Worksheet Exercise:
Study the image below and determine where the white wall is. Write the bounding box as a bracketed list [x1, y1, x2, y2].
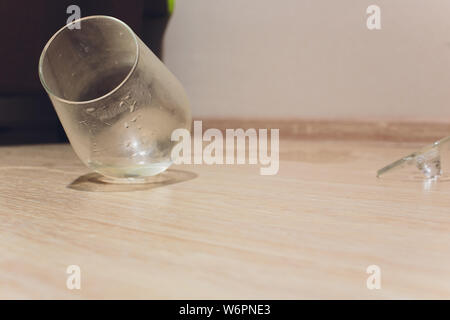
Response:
[164, 0, 450, 120]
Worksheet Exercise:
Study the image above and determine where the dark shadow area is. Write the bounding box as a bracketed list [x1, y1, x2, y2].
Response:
[68, 169, 197, 192]
[0, 93, 65, 145]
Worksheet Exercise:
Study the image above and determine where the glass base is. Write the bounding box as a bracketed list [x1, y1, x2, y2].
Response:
[97, 174, 167, 184]
[89, 161, 172, 184]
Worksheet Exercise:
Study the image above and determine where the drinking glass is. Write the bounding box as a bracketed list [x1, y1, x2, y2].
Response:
[39, 16, 191, 183]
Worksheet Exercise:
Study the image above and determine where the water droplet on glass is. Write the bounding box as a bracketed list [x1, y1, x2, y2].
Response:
[129, 101, 136, 113]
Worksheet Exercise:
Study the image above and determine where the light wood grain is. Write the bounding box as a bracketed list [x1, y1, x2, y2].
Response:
[0, 137, 449, 299]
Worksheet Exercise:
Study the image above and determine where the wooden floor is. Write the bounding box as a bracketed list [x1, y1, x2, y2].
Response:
[0, 137, 449, 299]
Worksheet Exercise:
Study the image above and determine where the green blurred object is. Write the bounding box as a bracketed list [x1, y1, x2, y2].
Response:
[167, 0, 174, 14]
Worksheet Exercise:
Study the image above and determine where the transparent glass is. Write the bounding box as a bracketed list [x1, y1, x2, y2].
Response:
[377, 136, 450, 180]
[39, 16, 191, 183]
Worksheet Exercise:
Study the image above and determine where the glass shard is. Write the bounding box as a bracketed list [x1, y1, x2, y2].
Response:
[377, 136, 450, 180]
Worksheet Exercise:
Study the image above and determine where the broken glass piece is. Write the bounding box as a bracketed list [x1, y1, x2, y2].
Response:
[377, 136, 450, 179]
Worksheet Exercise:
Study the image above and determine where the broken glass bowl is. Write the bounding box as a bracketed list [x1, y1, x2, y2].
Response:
[38, 16, 191, 183]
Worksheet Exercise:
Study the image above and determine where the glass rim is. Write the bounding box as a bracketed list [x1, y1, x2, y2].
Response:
[38, 15, 140, 105]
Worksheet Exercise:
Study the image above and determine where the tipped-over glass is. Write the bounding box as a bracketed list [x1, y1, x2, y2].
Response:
[39, 16, 191, 183]
[377, 136, 450, 180]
